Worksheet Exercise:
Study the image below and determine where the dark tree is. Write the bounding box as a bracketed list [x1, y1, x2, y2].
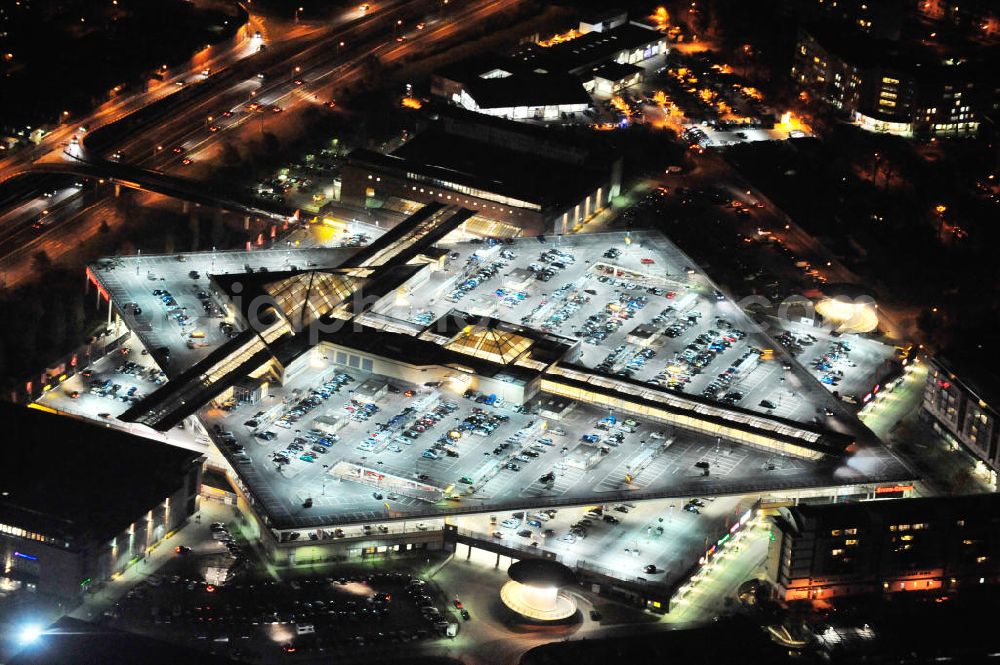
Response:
[32, 251, 52, 273]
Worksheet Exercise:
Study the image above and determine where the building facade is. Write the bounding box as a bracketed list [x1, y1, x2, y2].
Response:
[923, 356, 1000, 478]
[768, 493, 1000, 602]
[340, 109, 622, 235]
[791, 24, 998, 137]
[0, 405, 203, 600]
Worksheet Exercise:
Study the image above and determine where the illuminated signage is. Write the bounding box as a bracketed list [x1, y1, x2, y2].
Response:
[876, 484, 914, 494]
[13, 551, 38, 561]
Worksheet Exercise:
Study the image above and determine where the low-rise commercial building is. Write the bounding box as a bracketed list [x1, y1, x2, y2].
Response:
[430, 17, 664, 123]
[585, 62, 644, 96]
[341, 107, 622, 235]
[431, 55, 591, 121]
[768, 493, 1000, 602]
[518, 23, 667, 77]
[0, 404, 202, 600]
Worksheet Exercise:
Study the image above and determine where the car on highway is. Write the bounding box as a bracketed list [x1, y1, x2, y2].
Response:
[208, 125, 219, 133]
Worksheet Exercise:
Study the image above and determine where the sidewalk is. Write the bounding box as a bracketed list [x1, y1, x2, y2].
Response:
[67, 500, 235, 622]
[665, 522, 770, 624]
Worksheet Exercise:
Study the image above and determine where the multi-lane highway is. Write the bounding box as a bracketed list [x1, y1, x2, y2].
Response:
[0, 0, 523, 288]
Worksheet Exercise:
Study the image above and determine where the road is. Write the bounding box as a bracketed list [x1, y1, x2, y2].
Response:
[0, 0, 522, 289]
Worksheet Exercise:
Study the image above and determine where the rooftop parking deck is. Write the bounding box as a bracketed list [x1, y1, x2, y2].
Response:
[200, 356, 910, 530]
[88, 246, 366, 377]
[375, 231, 874, 430]
[80, 224, 912, 530]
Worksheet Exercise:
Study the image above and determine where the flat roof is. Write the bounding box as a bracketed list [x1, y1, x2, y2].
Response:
[319, 323, 541, 384]
[435, 53, 535, 84]
[782, 493, 1000, 534]
[801, 22, 1000, 79]
[521, 24, 664, 73]
[0, 404, 200, 546]
[430, 104, 616, 165]
[373, 128, 611, 211]
[508, 559, 576, 586]
[90, 227, 913, 530]
[543, 365, 853, 458]
[464, 72, 591, 109]
[589, 61, 644, 82]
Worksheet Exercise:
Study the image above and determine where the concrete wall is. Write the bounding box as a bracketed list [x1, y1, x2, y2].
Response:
[0, 464, 199, 600]
[1, 539, 84, 599]
[340, 163, 548, 235]
[314, 341, 530, 405]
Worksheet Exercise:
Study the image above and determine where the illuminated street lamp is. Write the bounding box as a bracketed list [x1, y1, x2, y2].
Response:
[18, 623, 44, 645]
[295, 6, 304, 22]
